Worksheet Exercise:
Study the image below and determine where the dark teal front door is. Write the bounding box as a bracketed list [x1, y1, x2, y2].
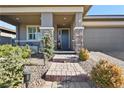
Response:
[61, 30, 69, 50]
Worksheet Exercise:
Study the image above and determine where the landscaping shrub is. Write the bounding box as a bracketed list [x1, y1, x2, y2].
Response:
[42, 34, 54, 60]
[0, 44, 31, 59]
[0, 45, 14, 57]
[0, 45, 31, 88]
[22, 44, 31, 59]
[91, 59, 124, 88]
[79, 48, 90, 61]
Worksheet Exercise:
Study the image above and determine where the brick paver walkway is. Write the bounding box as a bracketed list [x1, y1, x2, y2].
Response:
[43, 62, 90, 88]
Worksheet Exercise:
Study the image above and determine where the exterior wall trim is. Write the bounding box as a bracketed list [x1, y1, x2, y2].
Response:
[0, 7, 84, 13]
[84, 21, 124, 27]
[39, 27, 54, 30]
[74, 27, 84, 30]
[15, 40, 40, 42]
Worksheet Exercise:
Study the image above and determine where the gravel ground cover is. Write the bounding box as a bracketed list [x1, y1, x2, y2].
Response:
[79, 51, 124, 75]
[19, 52, 124, 88]
[18, 54, 51, 88]
[79, 51, 124, 88]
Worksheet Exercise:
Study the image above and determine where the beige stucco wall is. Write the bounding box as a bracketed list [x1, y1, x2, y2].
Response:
[84, 27, 124, 51]
[19, 24, 27, 40]
[41, 12, 53, 27]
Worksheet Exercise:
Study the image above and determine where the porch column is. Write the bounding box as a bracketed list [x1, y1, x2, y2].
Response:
[74, 12, 84, 53]
[40, 12, 54, 51]
[16, 24, 20, 45]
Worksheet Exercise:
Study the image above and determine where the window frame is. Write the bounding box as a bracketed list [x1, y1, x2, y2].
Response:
[26, 25, 41, 41]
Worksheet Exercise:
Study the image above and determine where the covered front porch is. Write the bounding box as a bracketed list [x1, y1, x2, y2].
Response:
[0, 6, 87, 53]
[54, 12, 84, 52]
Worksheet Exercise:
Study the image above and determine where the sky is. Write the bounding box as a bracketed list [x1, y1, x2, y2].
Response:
[88, 5, 124, 15]
[0, 21, 16, 30]
[1, 5, 124, 30]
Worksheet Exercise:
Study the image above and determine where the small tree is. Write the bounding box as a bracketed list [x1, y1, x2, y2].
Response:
[42, 34, 54, 61]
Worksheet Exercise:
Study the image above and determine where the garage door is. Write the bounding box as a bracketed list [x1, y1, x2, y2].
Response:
[84, 27, 124, 51]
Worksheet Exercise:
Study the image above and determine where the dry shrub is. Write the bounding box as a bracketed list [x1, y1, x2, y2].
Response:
[79, 48, 90, 61]
[91, 59, 124, 88]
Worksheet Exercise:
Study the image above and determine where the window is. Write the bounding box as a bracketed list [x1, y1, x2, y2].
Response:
[27, 26, 41, 40]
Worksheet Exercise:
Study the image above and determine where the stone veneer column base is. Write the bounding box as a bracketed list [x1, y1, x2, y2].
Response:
[73, 27, 84, 53]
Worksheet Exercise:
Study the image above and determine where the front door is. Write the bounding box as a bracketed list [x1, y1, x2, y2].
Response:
[61, 29, 69, 50]
[58, 28, 70, 50]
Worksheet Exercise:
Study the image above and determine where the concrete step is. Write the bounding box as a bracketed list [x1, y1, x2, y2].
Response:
[45, 71, 89, 82]
[54, 51, 76, 54]
[53, 54, 79, 62]
[45, 62, 89, 82]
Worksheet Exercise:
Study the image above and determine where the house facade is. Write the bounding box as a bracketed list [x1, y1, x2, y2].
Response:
[0, 5, 90, 53]
[0, 26, 16, 44]
[1, 5, 124, 53]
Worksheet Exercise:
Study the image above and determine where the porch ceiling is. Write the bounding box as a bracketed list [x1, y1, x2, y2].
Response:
[1, 12, 75, 26]
[54, 13, 74, 27]
[2, 15, 41, 25]
[0, 13, 41, 25]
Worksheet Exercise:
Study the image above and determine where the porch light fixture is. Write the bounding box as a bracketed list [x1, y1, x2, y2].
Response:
[64, 17, 67, 20]
[23, 70, 31, 88]
[16, 17, 20, 20]
[63, 23, 66, 26]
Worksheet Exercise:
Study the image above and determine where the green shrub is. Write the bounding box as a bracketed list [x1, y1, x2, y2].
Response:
[0, 44, 31, 59]
[0, 45, 13, 57]
[21, 44, 31, 59]
[79, 48, 90, 61]
[91, 59, 124, 88]
[0, 55, 24, 88]
[42, 34, 54, 60]
[0, 45, 31, 88]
